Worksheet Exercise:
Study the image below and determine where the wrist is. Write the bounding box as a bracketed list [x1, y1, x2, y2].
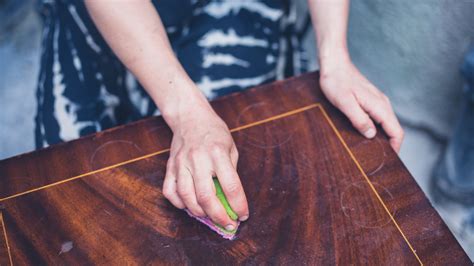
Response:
[142, 66, 216, 132]
[318, 41, 351, 74]
[160, 90, 216, 133]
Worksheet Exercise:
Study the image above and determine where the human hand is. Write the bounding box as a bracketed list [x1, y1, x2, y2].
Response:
[162, 106, 249, 231]
[319, 55, 404, 152]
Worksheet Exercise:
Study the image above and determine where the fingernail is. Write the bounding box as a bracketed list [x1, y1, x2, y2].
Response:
[225, 224, 235, 231]
[364, 128, 376, 138]
[239, 215, 249, 221]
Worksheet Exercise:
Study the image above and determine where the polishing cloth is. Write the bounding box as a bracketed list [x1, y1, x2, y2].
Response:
[185, 178, 240, 240]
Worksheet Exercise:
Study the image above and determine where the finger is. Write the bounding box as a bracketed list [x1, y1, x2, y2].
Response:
[212, 148, 249, 221]
[176, 166, 206, 217]
[191, 159, 237, 230]
[162, 160, 185, 209]
[361, 94, 404, 152]
[230, 144, 239, 169]
[335, 94, 377, 139]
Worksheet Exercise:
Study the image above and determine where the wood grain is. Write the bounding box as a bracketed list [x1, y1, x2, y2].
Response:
[0, 72, 469, 265]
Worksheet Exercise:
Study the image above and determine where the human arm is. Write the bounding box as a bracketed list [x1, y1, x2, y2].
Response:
[84, 0, 249, 230]
[307, 0, 404, 152]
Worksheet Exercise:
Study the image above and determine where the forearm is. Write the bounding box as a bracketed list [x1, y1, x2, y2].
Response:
[85, 1, 212, 131]
[307, 0, 351, 69]
[308, 0, 404, 151]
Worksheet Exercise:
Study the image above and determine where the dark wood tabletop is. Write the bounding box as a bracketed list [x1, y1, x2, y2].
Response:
[0, 72, 469, 265]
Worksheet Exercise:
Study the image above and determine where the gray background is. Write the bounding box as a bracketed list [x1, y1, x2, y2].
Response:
[1, 0, 473, 260]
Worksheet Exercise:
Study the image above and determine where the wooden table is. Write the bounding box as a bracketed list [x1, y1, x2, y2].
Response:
[0, 72, 469, 265]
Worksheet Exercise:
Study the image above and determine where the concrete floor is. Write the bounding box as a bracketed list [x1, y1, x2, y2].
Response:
[0, 0, 473, 260]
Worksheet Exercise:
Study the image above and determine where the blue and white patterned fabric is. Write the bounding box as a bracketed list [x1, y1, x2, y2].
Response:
[35, 0, 310, 148]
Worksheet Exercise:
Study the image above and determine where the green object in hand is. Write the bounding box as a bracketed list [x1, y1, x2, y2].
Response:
[213, 178, 238, 221]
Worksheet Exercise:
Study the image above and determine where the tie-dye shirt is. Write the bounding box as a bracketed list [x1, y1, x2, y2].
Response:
[35, 0, 310, 147]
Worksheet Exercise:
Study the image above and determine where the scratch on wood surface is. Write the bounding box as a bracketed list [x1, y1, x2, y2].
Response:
[235, 102, 298, 149]
[340, 181, 396, 229]
[367, 138, 387, 176]
[90, 140, 143, 166]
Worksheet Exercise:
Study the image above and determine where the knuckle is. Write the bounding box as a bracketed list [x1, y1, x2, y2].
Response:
[204, 203, 227, 222]
[190, 206, 205, 217]
[399, 128, 405, 139]
[174, 153, 186, 165]
[357, 95, 370, 109]
[335, 96, 351, 108]
[380, 94, 391, 105]
[196, 191, 212, 206]
[212, 212, 229, 226]
[210, 144, 225, 156]
[162, 186, 172, 199]
[177, 186, 192, 199]
[225, 181, 242, 197]
[231, 148, 239, 163]
[188, 146, 203, 158]
[373, 103, 387, 117]
[232, 147, 239, 157]
[352, 116, 370, 129]
[361, 120, 373, 129]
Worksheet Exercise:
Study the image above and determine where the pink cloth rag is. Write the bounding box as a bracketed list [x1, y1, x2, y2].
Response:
[185, 209, 240, 240]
